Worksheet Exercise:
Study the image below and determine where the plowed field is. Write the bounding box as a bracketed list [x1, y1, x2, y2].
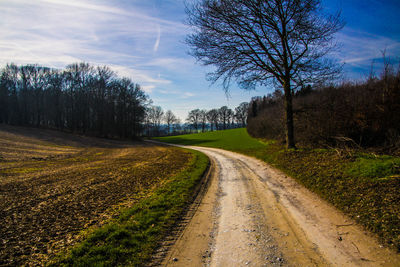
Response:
[0, 125, 191, 266]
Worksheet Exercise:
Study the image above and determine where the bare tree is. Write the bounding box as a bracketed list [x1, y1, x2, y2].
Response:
[235, 102, 249, 127]
[147, 105, 164, 135]
[207, 109, 219, 131]
[186, 0, 343, 148]
[164, 110, 177, 134]
[172, 117, 182, 133]
[199, 109, 208, 132]
[227, 108, 234, 128]
[218, 106, 233, 130]
[186, 109, 202, 131]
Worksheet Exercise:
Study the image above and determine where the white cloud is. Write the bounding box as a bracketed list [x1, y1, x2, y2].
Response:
[0, 0, 265, 120]
[181, 92, 195, 99]
[336, 28, 400, 67]
[0, 0, 188, 68]
[0, 0, 185, 94]
[141, 85, 155, 93]
[145, 57, 196, 72]
[158, 89, 179, 94]
[107, 64, 172, 84]
[37, 0, 129, 16]
[153, 25, 161, 53]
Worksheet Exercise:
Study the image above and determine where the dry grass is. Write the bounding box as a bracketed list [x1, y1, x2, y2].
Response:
[0, 125, 192, 266]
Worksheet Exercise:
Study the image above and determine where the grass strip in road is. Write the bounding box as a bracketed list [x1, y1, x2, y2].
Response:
[49, 149, 209, 266]
[155, 128, 400, 251]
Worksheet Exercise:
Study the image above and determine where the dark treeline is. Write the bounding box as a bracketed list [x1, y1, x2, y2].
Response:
[0, 63, 148, 138]
[248, 65, 400, 151]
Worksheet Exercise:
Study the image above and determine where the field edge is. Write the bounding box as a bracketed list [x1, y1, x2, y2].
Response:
[47, 148, 210, 266]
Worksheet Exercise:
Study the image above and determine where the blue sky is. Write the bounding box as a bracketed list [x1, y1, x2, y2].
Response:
[0, 0, 399, 120]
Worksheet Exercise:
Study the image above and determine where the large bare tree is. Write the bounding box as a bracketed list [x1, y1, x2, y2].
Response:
[186, 0, 343, 148]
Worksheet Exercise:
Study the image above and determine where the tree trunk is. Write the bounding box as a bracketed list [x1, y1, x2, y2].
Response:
[283, 80, 296, 149]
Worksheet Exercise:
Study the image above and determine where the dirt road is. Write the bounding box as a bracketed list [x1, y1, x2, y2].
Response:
[163, 146, 400, 267]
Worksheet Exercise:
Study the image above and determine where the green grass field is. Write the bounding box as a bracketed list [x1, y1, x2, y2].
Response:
[155, 128, 267, 152]
[155, 128, 400, 251]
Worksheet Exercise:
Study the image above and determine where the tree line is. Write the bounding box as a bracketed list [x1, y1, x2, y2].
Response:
[142, 102, 249, 136]
[0, 63, 149, 138]
[0, 62, 249, 138]
[247, 63, 400, 151]
[143, 106, 180, 137]
[185, 103, 249, 132]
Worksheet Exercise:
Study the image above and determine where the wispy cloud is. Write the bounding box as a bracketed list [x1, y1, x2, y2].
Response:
[108, 65, 172, 85]
[145, 57, 196, 72]
[181, 92, 195, 99]
[336, 28, 400, 67]
[141, 85, 156, 93]
[0, 0, 188, 94]
[38, 0, 129, 15]
[153, 25, 161, 53]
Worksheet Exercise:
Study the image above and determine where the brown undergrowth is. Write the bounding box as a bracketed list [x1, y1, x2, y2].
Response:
[0, 125, 192, 266]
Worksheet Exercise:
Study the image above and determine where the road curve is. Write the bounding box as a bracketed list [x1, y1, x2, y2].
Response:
[162, 146, 400, 267]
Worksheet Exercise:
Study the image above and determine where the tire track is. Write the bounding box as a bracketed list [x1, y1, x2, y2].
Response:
[163, 146, 400, 267]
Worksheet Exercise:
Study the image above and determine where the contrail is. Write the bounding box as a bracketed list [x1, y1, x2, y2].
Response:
[153, 25, 161, 53]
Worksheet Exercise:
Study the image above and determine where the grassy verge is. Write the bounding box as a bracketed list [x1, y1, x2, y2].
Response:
[155, 128, 400, 251]
[49, 149, 209, 266]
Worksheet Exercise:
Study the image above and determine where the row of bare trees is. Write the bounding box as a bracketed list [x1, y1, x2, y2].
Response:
[0, 62, 248, 138]
[0, 63, 149, 138]
[143, 106, 181, 136]
[247, 64, 400, 150]
[186, 102, 249, 132]
[141, 102, 249, 136]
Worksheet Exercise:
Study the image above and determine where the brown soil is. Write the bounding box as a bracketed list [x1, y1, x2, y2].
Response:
[0, 125, 191, 266]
